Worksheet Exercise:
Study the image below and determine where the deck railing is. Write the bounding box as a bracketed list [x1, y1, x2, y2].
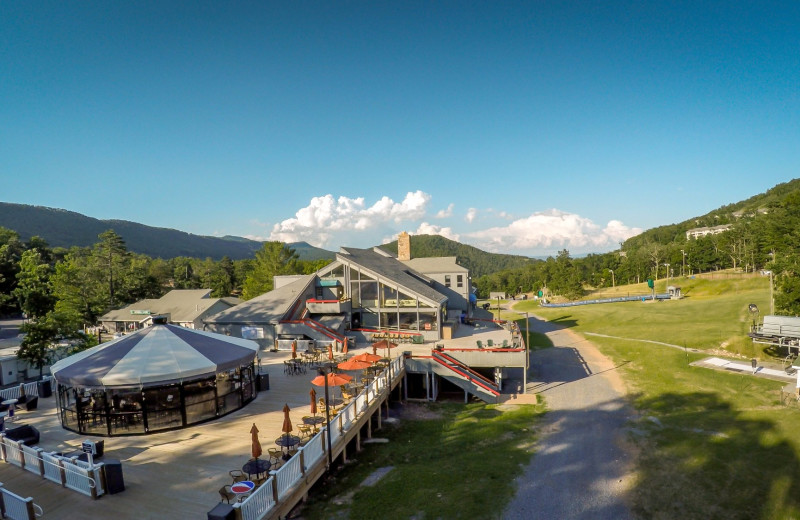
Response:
[0, 381, 41, 402]
[0, 483, 42, 519]
[233, 356, 404, 520]
[0, 436, 104, 499]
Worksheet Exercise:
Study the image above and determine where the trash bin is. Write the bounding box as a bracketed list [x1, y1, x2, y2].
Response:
[207, 502, 235, 520]
[256, 373, 269, 391]
[38, 379, 52, 398]
[103, 459, 125, 494]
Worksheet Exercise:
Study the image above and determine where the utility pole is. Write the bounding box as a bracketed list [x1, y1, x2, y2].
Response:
[681, 249, 686, 277]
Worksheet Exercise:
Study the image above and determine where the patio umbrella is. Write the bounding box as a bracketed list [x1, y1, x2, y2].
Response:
[372, 339, 398, 358]
[310, 372, 352, 387]
[352, 352, 382, 364]
[372, 344, 378, 356]
[337, 359, 371, 371]
[327, 344, 334, 361]
[310, 388, 317, 416]
[282, 404, 293, 438]
[250, 423, 262, 460]
[291, 340, 297, 359]
[342, 337, 348, 354]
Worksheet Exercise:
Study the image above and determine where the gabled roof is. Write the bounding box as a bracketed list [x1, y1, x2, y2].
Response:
[203, 275, 315, 325]
[337, 247, 448, 305]
[99, 290, 241, 324]
[402, 256, 468, 275]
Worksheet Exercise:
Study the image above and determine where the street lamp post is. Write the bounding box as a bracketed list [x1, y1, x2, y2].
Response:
[609, 269, 615, 288]
[681, 249, 686, 277]
[664, 263, 670, 284]
[496, 296, 501, 320]
[524, 312, 529, 350]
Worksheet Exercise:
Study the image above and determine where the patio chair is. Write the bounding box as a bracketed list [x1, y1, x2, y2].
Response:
[501, 339, 509, 348]
[487, 339, 494, 347]
[253, 476, 267, 488]
[218, 484, 236, 504]
[229, 470, 245, 484]
[476, 340, 484, 349]
[268, 448, 282, 465]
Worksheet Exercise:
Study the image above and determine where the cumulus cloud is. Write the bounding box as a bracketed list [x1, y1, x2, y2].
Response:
[465, 207, 478, 223]
[465, 209, 642, 253]
[269, 191, 431, 246]
[435, 203, 455, 219]
[413, 222, 460, 241]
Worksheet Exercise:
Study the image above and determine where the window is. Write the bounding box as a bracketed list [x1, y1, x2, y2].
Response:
[445, 275, 451, 287]
[241, 326, 264, 339]
[457, 275, 463, 288]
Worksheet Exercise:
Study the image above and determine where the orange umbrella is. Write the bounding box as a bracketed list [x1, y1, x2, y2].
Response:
[327, 344, 334, 360]
[282, 404, 293, 435]
[250, 423, 262, 460]
[337, 359, 371, 371]
[310, 388, 317, 415]
[291, 340, 297, 359]
[372, 339, 398, 358]
[311, 372, 352, 387]
[372, 345, 378, 356]
[352, 352, 381, 363]
[342, 337, 349, 354]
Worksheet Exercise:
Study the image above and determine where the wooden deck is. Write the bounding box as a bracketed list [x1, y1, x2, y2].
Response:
[0, 323, 516, 519]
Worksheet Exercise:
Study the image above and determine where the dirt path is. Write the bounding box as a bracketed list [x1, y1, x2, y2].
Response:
[503, 313, 636, 520]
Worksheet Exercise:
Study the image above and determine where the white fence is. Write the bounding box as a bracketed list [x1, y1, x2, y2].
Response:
[0, 435, 105, 499]
[232, 356, 404, 520]
[0, 381, 41, 403]
[0, 483, 42, 520]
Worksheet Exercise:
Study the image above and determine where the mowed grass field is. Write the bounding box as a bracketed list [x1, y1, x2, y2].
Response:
[516, 274, 800, 519]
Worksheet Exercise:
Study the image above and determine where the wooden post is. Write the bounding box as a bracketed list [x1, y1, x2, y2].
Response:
[271, 470, 279, 503]
[299, 450, 306, 477]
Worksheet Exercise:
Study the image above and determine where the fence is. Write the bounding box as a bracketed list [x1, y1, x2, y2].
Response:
[0, 483, 42, 520]
[0, 381, 42, 402]
[0, 435, 104, 499]
[232, 356, 404, 520]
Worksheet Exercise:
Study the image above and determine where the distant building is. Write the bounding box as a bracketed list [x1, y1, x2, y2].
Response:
[99, 289, 241, 332]
[685, 225, 731, 240]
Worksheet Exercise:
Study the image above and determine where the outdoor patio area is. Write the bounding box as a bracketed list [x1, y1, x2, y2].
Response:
[0, 317, 518, 519]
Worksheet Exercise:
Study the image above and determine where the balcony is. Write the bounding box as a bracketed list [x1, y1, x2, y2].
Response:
[306, 298, 351, 314]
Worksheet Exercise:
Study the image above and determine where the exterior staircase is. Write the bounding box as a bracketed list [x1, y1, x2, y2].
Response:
[429, 350, 500, 403]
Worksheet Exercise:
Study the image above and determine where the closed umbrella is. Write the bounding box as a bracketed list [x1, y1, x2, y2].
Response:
[327, 344, 334, 361]
[282, 404, 293, 436]
[342, 337, 349, 354]
[250, 423, 262, 460]
[291, 340, 297, 359]
[310, 388, 317, 416]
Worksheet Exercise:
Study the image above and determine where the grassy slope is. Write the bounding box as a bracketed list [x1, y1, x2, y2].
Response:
[516, 275, 800, 520]
[301, 402, 545, 520]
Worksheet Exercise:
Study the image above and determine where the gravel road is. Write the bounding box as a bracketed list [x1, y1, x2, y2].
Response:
[503, 315, 636, 520]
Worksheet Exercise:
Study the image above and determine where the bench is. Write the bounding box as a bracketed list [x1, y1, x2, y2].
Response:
[4, 424, 40, 446]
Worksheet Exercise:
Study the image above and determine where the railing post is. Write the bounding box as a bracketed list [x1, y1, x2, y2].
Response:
[34, 447, 44, 476]
[299, 449, 306, 476]
[0, 483, 5, 519]
[270, 471, 279, 504]
[25, 497, 35, 519]
[59, 459, 66, 487]
[0, 434, 6, 462]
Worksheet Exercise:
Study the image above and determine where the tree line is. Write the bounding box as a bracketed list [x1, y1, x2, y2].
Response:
[474, 185, 800, 315]
[0, 227, 327, 376]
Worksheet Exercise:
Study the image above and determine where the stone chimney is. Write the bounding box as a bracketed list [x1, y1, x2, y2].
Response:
[397, 231, 411, 261]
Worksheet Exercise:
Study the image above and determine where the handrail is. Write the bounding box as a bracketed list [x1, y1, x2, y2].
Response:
[302, 318, 345, 341]
[433, 351, 497, 388]
[417, 355, 500, 396]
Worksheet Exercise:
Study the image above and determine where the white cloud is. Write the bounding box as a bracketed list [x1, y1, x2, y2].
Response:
[413, 222, 460, 241]
[435, 204, 454, 218]
[465, 207, 478, 223]
[269, 191, 431, 246]
[465, 209, 642, 253]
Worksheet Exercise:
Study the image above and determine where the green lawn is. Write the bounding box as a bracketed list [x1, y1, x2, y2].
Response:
[300, 401, 545, 520]
[515, 275, 800, 519]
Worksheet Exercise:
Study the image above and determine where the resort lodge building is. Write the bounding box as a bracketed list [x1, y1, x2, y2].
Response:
[204, 237, 473, 351]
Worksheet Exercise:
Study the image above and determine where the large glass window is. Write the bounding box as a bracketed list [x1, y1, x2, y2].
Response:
[380, 312, 399, 329]
[457, 275, 463, 288]
[399, 311, 419, 330]
[144, 385, 183, 432]
[184, 379, 217, 425]
[381, 283, 398, 307]
[419, 312, 438, 331]
[350, 281, 361, 307]
[397, 290, 417, 308]
[241, 326, 264, 340]
[360, 279, 378, 307]
[361, 309, 379, 328]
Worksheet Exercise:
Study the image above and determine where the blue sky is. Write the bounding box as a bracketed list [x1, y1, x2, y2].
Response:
[2, 1, 799, 257]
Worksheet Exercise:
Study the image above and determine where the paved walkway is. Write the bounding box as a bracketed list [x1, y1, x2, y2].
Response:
[692, 356, 797, 383]
[504, 313, 635, 520]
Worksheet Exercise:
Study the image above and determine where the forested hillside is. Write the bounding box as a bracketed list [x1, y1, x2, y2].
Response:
[379, 234, 535, 278]
[0, 202, 334, 261]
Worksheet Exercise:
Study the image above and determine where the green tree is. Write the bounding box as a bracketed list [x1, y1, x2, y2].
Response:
[18, 311, 93, 378]
[51, 248, 107, 324]
[93, 230, 129, 307]
[242, 242, 300, 300]
[0, 227, 24, 314]
[13, 249, 55, 319]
